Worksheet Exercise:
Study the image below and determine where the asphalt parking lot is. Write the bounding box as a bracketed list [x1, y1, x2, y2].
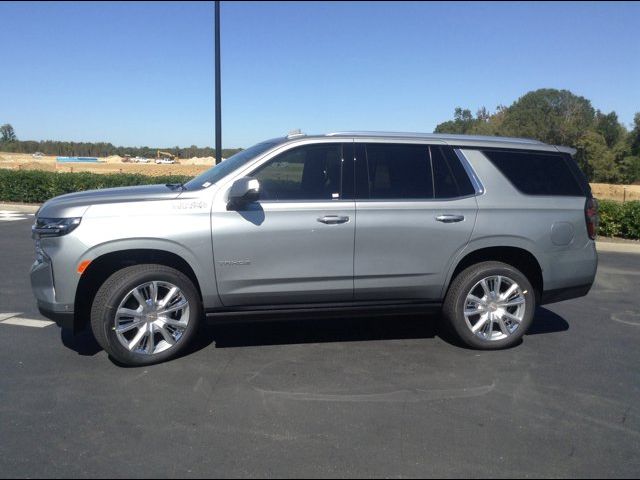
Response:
[0, 215, 639, 478]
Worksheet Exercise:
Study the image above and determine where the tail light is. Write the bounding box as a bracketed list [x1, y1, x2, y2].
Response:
[585, 197, 599, 240]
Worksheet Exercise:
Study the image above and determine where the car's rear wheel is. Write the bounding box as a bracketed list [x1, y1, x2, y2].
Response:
[90, 264, 202, 366]
[442, 261, 535, 349]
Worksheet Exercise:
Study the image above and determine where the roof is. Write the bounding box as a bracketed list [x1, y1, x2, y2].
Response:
[279, 130, 565, 153]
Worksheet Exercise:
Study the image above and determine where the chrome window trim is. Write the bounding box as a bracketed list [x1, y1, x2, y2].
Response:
[354, 194, 478, 204]
[454, 148, 485, 195]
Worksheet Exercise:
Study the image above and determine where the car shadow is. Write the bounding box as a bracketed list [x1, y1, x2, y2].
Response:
[60, 306, 570, 360]
[192, 313, 439, 351]
[61, 326, 102, 356]
[184, 306, 569, 354]
[526, 307, 570, 335]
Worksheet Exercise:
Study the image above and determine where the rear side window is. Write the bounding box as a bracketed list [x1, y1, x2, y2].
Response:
[365, 144, 433, 199]
[431, 146, 475, 198]
[482, 149, 586, 196]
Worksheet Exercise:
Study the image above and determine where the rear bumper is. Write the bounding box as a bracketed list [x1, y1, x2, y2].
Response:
[538, 240, 597, 305]
[540, 241, 598, 292]
[540, 283, 593, 305]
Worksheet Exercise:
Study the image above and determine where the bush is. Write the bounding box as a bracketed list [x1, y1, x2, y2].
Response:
[598, 199, 640, 240]
[623, 201, 640, 239]
[597, 200, 624, 237]
[0, 170, 192, 204]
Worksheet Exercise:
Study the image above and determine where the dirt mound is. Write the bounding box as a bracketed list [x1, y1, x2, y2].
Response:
[177, 156, 215, 165]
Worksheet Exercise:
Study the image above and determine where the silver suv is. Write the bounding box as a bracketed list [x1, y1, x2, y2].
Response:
[30, 132, 598, 365]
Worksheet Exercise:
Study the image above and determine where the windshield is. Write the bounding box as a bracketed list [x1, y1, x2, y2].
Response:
[184, 140, 281, 190]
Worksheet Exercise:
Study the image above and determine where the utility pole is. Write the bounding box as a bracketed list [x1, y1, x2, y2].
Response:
[215, 1, 222, 164]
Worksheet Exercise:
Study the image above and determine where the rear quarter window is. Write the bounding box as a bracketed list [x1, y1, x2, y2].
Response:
[482, 149, 587, 196]
[431, 146, 475, 198]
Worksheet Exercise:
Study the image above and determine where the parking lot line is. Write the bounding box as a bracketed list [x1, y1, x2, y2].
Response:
[0, 210, 35, 222]
[0, 316, 54, 328]
[0, 312, 22, 321]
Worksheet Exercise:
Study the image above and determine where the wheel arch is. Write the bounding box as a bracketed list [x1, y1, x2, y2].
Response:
[74, 248, 205, 332]
[444, 244, 544, 302]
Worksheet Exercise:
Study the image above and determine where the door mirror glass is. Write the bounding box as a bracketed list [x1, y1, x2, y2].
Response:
[227, 177, 260, 210]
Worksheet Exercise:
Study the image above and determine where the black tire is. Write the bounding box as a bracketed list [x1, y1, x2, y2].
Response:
[91, 264, 202, 366]
[442, 261, 535, 350]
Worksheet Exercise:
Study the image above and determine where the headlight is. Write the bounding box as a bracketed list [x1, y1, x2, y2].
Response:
[32, 217, 82, 237]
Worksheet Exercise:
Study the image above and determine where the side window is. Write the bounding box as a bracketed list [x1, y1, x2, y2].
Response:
[482, 149, 586, 196]
[365, 144, 433, 199]
[251, 144, 343, 201]
[431, 146, 475, 198]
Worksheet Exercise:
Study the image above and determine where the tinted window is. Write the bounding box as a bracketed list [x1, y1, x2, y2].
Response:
[483, 149, 586, 196]
[431, 146, 475, 198]
[365, 144, 433, 199]
[251, 144, 343, 201]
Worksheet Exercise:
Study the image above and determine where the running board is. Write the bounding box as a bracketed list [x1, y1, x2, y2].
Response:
[205, 300, 442, 323]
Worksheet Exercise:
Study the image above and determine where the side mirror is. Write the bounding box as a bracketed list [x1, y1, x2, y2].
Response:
[227, 177, 260, 210]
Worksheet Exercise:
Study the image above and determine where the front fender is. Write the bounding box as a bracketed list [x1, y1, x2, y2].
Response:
[77, 238, 220, 309]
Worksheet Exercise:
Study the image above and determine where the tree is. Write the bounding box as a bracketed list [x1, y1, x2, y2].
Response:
[432, 91, 637, 185]
[476, 107, 491, 122]
[595, 111, 625, 148]
[0, 124, 16, 143]
[614, 112, 640, 184]
[575, 131, 619, 183]
[629, 112, 640, 156]
[434, 107, 479, 134]
[619, 155, 640, 184]
[499, 89, 595, 146]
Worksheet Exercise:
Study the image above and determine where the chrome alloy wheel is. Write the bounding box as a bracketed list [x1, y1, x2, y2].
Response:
[114, 281, 190, 355]
[463, 275, 526, 342]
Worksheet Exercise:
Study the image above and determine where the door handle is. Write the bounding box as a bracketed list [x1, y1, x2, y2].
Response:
[436, 214, 465, 223]
[317, 215, 350, 225]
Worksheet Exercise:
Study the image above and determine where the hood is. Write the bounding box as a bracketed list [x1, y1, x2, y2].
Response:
[37, 184, 182, 218]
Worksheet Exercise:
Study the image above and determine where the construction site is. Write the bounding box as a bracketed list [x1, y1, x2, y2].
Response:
[0, 151, 218, 177]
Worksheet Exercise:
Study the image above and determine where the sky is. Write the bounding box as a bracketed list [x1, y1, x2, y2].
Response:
[1, 1, 639, 149]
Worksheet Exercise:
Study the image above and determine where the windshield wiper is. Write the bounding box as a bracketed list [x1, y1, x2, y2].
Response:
[166, 183, 187, 191]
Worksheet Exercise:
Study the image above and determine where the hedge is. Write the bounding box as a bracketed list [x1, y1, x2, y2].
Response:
[598, 199, 640, 240]
[0, 170, 192, 204]
[1, 169, 639, 240]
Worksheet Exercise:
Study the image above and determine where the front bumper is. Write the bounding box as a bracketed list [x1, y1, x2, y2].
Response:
[37, 302, 75, 330]
[30, 256, 75, 330]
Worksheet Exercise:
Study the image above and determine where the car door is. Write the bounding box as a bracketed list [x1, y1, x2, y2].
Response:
[353, 142, 478, 301]
[211, 141, 356, 306]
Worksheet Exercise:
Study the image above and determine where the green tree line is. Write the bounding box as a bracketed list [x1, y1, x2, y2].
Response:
[434, 89, 640, 184]
[0, 124, 242, 160]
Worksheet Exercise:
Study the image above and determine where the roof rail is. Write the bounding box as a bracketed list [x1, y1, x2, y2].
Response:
[325, 131, 545, 145]
[326, 131, 431, 138]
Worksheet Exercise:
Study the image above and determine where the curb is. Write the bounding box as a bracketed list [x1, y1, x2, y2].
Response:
[596, 241, 640, 254]
[0, 203, 40, 213]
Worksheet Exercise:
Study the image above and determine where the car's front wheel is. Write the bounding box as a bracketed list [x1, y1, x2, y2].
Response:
[442, 261, 536, 349]
[90, 264, 202, 366]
